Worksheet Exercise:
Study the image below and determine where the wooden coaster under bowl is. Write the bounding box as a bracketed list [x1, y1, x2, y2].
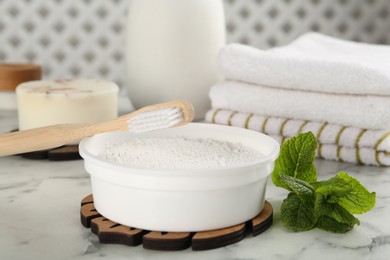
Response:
[80, 194, 273, 251]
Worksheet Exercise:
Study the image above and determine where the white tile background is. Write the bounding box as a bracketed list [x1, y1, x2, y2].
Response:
[0, 0, 389, 88]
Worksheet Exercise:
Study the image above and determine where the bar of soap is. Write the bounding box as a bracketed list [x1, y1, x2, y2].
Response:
[16, 79, 119, 130]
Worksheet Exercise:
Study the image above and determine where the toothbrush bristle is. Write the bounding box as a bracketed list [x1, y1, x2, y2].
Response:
[127, 107, 184, 133]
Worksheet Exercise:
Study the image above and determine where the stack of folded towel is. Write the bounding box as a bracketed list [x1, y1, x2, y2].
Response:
[205, 33, 390, 166]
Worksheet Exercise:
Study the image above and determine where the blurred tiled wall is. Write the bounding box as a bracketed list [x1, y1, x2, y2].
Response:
[0, 0, 389, 87]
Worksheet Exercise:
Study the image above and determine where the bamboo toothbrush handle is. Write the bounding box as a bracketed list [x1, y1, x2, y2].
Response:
[0, 99, 194, 157]
[0, 124, 92, 156]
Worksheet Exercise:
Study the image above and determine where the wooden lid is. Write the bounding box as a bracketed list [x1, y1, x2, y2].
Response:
[0, 63, 42, 91]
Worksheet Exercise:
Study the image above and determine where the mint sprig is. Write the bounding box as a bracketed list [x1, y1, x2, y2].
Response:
[272, 132, 376, 233]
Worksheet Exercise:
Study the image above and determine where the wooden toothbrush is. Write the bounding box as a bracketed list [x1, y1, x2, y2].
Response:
[0, 99, 194, 156]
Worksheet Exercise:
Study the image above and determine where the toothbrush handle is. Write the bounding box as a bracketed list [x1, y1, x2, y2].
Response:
[0, 124, 89, 156]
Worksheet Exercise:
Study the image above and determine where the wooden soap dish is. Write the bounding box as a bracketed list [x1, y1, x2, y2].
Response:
[80, 194, 273, 251]
[19, 144, 81, 161]
[9, 129, 81, 161]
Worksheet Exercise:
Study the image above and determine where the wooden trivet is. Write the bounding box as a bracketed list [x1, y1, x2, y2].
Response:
[10, 129, 81, 161]
[80, 194, 273, 251]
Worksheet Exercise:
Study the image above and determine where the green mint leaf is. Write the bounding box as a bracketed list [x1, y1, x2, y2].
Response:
[314, 172, 376, 214]
[314, 193, 359, 226]
[329, 203, 360, 226]
[334, 172, 376, 214]
[316, 215, 354, 233]
[272, 132, 317, 190]
[314, 192, 333, 218]
[281, 193, 317, 231]
[279, 174, 314, 199]
[313, 175, 352, 203]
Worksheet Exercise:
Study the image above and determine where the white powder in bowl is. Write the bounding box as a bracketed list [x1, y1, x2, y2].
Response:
[99, 137, 263, 169]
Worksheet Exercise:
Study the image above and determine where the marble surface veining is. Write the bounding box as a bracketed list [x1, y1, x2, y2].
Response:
[1, 111, 390, 260]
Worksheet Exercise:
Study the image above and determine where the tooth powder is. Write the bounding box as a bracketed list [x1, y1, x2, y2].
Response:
[99, 137, 264, 169]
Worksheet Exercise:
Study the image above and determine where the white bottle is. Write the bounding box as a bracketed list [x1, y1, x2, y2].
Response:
[126, 0, 226, 119]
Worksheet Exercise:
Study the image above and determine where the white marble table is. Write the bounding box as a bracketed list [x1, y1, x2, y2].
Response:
[1, 111, 390, 260]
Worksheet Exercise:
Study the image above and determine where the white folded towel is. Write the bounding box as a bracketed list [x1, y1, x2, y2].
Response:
[205, 108, 390, 166]
[218, 33, 390, 95]
[209, 81, 390, 130]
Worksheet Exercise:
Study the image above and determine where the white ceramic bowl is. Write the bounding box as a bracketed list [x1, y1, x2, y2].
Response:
[79, 123, 279, 232]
